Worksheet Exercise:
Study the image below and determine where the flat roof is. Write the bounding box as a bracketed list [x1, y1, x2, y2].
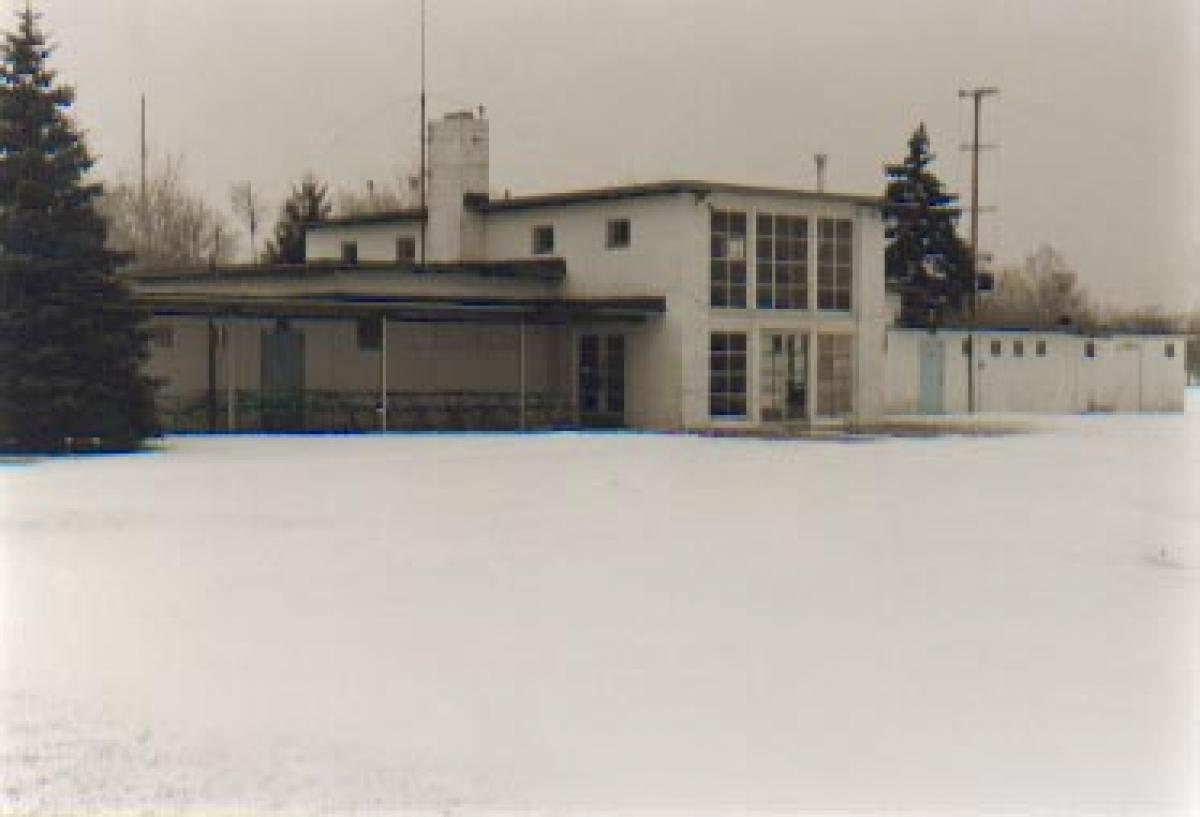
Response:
[123, 258, 565, 284]
[298, 181, 881, 230]
[477, 180, 882, 212]
[305, 207, 427, 229]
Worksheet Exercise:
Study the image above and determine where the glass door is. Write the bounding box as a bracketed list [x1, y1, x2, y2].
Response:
[760, 332, 807, 421]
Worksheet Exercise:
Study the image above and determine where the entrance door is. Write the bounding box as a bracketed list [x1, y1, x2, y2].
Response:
[761, 332, 807, 421]
[919, 335, 944, 414]
[261, 321, 305, 430]
[578, 334, 625, 428]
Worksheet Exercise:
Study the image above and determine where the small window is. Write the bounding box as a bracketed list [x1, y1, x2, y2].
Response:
[341, 241, 358, 264]
[1013, 339, 1024, 358]
[1085, 340, 1096, 359]
[962, 337, 971, 356]
[148, 325, 174, 349]
[532, 225, 555, 255]
[357, 316, 382, 351]
[396, 236, 416, 262]
[1036, 340, 1047, 357]
[990, 340, 1002, 357]
[606, 218, 631, 249]
[1165, 342, 1175, 359]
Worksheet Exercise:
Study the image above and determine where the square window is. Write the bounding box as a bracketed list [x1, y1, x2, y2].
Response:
[396, 236, 416, 262]
[1085, 340, 1096, 359]
[990, 340, 1002, 357]
[357, 316, 382, 351]
[532, 225, 555, 255]
[1166, 342, 1175, 359]
[1036, 340, 1047, 357]
[606, 218, 631, 249]
[1013, 340, 1024, 357]
[341, 241, 358, 264]
[962, 338, 971, 356]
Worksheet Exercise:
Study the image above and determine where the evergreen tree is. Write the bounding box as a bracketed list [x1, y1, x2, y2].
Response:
[0, 6, 157, 452]
[883, 123, 972, 326]
[263, 174, 331, 264]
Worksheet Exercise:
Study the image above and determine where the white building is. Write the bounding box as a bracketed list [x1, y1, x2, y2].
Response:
[129, 109, 1185, 433]
[131, 110, 887, 433]
[885, 328, 1186, 414]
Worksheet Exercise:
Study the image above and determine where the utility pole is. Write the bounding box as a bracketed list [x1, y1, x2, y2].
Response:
[140, 94, 148, 255]
[418, 0, 427, 266]
[958, 86, 999, 413]
[139, 94, 147, 209]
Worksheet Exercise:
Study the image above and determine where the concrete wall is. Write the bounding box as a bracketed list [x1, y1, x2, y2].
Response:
[686, 192, 884, 429]
[148, 314, 570, 428]
[486, 194, 699, 430]
[306, 221, 422, 264]
[484, 190, 886, 430]
[426, 111, 488, 262]
[886, 329, 1187, 414]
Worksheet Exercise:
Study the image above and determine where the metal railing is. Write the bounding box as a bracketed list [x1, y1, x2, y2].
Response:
[157, 390, 577, 433]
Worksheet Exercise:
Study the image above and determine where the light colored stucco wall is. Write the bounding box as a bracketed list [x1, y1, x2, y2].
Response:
[683, 191, 885, 429]
[306, 222, 422, 264]
[885, 329, 1187, 414]
[486, 194, 700, 430]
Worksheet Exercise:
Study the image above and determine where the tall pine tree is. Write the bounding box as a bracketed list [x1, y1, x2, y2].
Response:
[883, 123, 971, 327]
[0, 6, 157, 452]
[263, 174, 331, 264]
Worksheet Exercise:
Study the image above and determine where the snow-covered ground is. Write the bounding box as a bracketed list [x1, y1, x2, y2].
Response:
[2, 396, 1198, 816]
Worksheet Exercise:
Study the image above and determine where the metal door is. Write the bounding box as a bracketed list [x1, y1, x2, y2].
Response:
[919, 335, 945, 414]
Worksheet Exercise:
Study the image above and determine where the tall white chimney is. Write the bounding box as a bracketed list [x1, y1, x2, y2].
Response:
[426, 110, 489, 262]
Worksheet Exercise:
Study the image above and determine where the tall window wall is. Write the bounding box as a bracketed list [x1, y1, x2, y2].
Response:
[710, 210, 747, 308]
[709, 332, 748, 417]
[816, 333, 853, 417]
[756, 214, 807, 309]
[817, 219, 853, 310]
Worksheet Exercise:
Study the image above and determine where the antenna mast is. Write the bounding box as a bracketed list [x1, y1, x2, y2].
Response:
[958, 85, 1000, 414]
[419, 0, 427, 265]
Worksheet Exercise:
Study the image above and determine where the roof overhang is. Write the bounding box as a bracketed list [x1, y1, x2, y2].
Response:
[124, 258, 565, 284]
[136, 292, 666, 324]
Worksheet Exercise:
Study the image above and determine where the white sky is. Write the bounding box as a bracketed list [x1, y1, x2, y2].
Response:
[12, 0, 1200, 309]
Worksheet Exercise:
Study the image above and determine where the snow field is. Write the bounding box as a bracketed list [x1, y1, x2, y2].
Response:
[2, 396, 1198, 814]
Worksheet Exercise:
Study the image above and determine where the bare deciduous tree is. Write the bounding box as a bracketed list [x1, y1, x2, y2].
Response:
[100, 153, 235, 268]
[976, 245, 1089, 329]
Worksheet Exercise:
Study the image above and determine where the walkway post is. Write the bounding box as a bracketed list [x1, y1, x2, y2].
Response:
[380, 315, 388, 432]
[519, 316, 527, 431]
[226, 320, 236, 432]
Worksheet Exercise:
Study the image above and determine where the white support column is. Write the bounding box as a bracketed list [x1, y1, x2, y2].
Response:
[519, 317, 527, 431]
[380, 315, 388, 432]
[226, 320, 236, 432]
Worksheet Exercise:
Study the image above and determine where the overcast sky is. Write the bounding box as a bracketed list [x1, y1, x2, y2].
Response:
[12, 0, 1199, 309]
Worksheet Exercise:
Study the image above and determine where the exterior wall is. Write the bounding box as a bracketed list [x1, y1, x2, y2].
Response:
[485, 193, 698, 430]
[147, 314, 571, 430]
[688, 192, 884, 430]
[306, 221, 422, 264]
[143, 316, 213, 397]
[885, 329, 1187, 414]
[486, 190, 886, 431]
[426, 112, 488, 262]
